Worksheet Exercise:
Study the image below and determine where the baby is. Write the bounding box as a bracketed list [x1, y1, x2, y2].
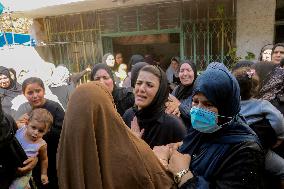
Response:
[10, 108, 53, 189]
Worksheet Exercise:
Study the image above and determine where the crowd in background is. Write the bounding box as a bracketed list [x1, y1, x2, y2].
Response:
[0, 42, 284, 189]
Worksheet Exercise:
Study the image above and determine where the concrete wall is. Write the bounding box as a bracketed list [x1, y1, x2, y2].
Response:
[236, 0, 276, 61]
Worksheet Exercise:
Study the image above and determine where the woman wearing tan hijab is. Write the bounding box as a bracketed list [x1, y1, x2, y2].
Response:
[57, 82, 174, 189]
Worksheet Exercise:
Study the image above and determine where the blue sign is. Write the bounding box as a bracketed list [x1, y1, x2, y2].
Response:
[0, 32, 34, 47]
[0, 3, 4, 14]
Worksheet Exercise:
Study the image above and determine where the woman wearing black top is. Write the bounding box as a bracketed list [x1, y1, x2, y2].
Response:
[16, 77, 64, 189]
[123, 65, 186, 148]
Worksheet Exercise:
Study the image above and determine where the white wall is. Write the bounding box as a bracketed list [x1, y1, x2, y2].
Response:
[236, 0, 276, 61]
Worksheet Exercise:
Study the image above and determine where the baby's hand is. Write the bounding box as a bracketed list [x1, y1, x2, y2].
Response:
[41, 174, 49, 185]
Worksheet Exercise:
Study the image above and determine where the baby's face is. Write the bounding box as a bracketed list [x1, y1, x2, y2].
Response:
[26, 120, 48, 142]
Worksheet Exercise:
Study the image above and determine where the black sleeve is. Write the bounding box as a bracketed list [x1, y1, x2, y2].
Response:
[122, 108, 135, 128]
[180, 143, 265, 189]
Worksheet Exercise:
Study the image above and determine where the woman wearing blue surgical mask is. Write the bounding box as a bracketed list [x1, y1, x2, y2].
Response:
[154, 63, 265, 188]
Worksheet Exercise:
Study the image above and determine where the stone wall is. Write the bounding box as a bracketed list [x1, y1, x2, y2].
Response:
[236, 0, 276, 61]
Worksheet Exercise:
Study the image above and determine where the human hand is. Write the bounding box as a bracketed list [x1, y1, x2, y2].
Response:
[165, 94, 181, 116]
[168, 150, 191, 175]
[153, 145, 171, 167]
[17, 157, 38, 175]
[131, 117, 144, 138]
[41, 174, 49, 185]
[167, 141, 183, 151]
[16, 113, 29, 127]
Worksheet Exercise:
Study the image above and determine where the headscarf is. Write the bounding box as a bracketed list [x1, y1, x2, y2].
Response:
[134, 66, 169, 127]
[90, 63, 115, 87]
[50, 65, 70, 87]
[57, 82, 173, 189]
[173, 60, 197, 100]
[130, 62, 149, 88]
[192, 62, 240, 117]
[129, 54, 144, 70]
[179, 63, 257, 157]
[0, 66, 22, 98]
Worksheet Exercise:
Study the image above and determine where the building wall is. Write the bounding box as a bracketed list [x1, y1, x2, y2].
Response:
[236, 0, 276, 60]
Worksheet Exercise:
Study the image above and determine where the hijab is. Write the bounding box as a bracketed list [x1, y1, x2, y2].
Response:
[0, 66, 22, 98]
[134, 66, 169, 126]
[130, 62, 149, 88]
[57, 82, 173, 189]
[179, 63, 254, 156]
[90, 63, 116, 88]
[173, 60, 197, 100]
[129, 54, 144, 70]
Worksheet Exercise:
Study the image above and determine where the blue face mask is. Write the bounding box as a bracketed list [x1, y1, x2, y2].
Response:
[190, 107, 221, 133]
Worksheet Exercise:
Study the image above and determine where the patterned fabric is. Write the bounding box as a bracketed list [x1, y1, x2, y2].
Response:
[259, 66, 284, 101]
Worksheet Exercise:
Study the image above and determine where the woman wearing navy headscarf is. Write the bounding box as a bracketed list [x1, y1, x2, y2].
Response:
[155, 63, 265, 188]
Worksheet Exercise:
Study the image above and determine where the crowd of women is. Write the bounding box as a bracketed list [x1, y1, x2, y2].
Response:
[0, 43, 284, 189]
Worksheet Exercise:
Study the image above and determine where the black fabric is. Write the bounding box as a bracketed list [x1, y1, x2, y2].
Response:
[112, 87, 134, 116]
[91, 63, 134, 116]
[0, 66, 22, 115]
[123, 108, 186, 148]
[130, 62, 149, 88]
[30, 99, 64, 189]
[173, 61, 197, 100]
[249, 118, 277, 149]
[129, 54, 144, 69]
[0, 112, 27, 189]
[178, 63, 265, 188]
[133, 66, 169, 124]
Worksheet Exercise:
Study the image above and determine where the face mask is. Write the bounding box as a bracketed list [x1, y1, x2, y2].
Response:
[190, 107, 221, 133]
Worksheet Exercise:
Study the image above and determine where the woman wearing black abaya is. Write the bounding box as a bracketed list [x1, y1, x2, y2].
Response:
[0, 66, 22, 116]
[123, 65, 186, 148]
[165, 60, 197, 129]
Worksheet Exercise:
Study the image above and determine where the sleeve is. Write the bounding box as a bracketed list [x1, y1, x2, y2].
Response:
[122, 108, 135, 128]
[179, 97, 192, 119]
[70, 70, 89, 85]
[180, 143, 264, 189]
[261, 100, 284, 139]
[169, 116, 187, 141]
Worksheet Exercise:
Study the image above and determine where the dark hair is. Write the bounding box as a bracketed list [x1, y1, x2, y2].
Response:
[22, 77, 45, 93]
[130, 62, 149, 88]
[251, 61, 277, 89]
[231, 61, 254, 72]
[258, 44, 273, 61]
[232, 67, 259, 100]
[281, 58, 284, 68]
[139, 65, 162, 81]
[272, 43, 284, 54]
[28, 108, 53, 130]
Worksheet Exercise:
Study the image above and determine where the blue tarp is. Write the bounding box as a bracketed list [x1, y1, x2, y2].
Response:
[0, 32, 35, 47]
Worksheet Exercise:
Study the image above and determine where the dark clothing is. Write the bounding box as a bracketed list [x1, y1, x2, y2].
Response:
[123, 108, 186, 148]
[49, 83, 75, 110]
[113, 87, 134, 116]
[0, 66, 22, 116]
[0, 112, 18, 189]
[179, 63, 265, 188]
[16, 99, 64, 189]
[179, 117, 265, 189]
